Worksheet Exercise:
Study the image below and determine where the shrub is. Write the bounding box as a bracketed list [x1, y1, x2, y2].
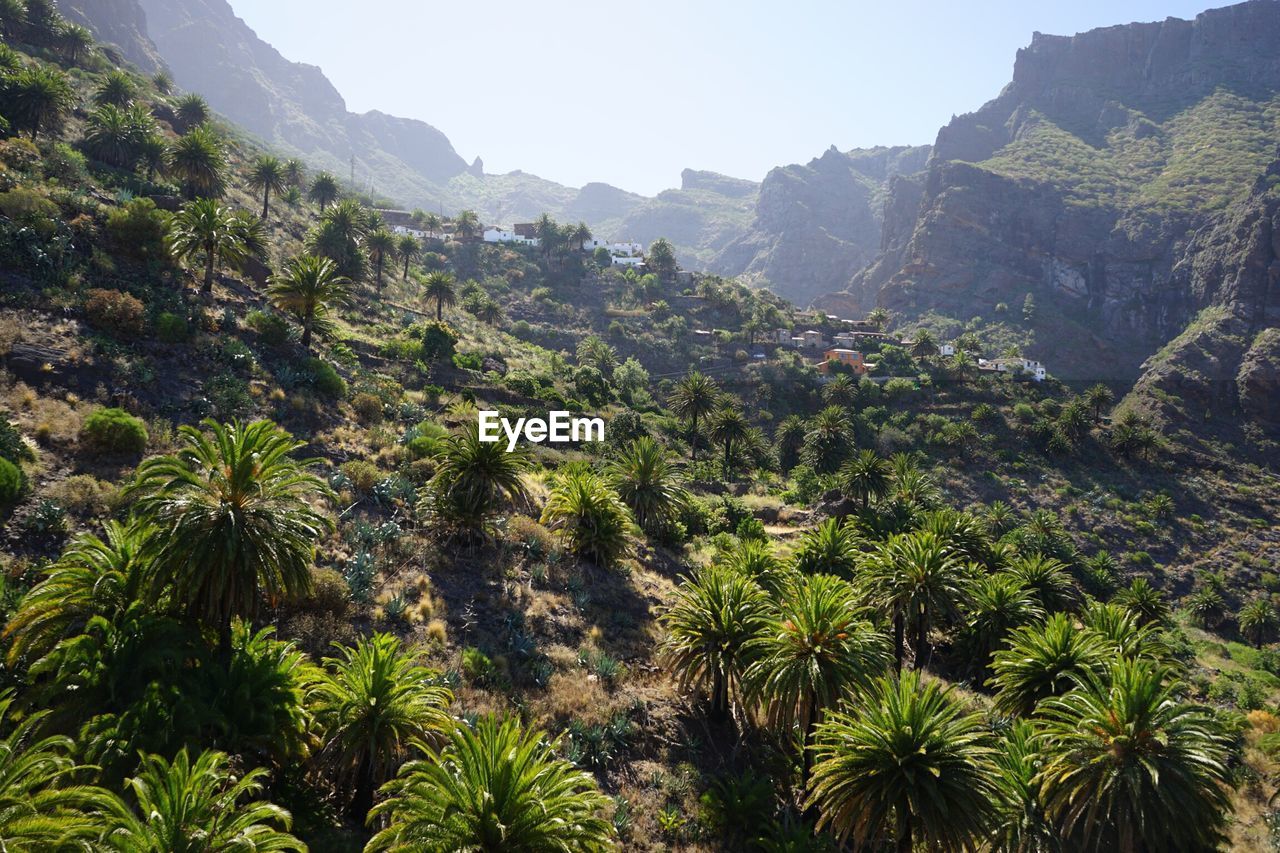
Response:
[304, 357, 346, 399]
[406, 320, 457, 361]
[0, 419, 33, 464]
[44, 143, 87, 183]
[0, 186, 58, 223]
[340, 460, 382, 493]
[303, 567, 350, 614]
[461, 646, 498, 685]
[154, 311, 188, 343]
[0, 457, 24, 506]
[105, 197, 168, 261]
[80, 407, 148, 455]
[84, 288, 145, 338]
[351, 392, 384, 424]
[246, 310, 292, 347]
[452, 352, 482, 371]
[46, 474, 116, 516]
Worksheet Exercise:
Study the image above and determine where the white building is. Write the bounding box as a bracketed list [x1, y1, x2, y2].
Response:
[939, 343, 956, 357]
[392, 225, 428, 239]
[833, 332, 857, 349]
[978, 357, 1047, 382]
[798, 330, 826, 350]
[774, 328, 792, 344]
[483, 227, 540, 247]
[613, 256, 645, 268]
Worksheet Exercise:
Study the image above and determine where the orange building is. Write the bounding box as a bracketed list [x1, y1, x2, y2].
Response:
[819, 348, 869, 375]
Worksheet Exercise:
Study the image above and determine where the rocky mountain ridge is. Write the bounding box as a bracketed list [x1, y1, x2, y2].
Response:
[817, 0, 1280, 393]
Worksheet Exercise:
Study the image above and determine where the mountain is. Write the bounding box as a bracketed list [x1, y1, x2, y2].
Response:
[712, 144, 930, 304]
[58, 0, 759, 265]
[818, 0, 1280, 386]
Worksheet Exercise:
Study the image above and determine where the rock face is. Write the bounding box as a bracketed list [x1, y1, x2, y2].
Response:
[1128, 163, 1280, 435]
[134, 0, 467, 199]
[826, 0, 1280, 382]
[714, 145, 929, 305]
[57, 0, 165, 72]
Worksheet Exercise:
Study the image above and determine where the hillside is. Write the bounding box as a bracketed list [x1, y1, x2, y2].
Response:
[4, 4, 1280, 852]
[713, 144, 930, 304]
[818, 0, 1280, 387]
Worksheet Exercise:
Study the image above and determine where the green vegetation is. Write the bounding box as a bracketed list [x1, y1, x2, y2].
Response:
[0, 8, 1276, 851]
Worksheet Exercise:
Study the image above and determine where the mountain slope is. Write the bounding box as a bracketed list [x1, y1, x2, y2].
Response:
[715, 144, 930, 304]
[820, 0, 1280, 383]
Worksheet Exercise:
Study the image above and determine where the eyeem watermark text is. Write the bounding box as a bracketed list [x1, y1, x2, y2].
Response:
[478, 410, 605, 451]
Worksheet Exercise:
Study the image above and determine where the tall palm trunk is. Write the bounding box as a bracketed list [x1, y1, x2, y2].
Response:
[893, 609, 905, 673]
[896, 812, 912, 853]
[201, 242, 216, 294]
[351, 753, 375, 823]
[710, 670, 728, 721]
[914, 608, 929, 670]
[690, 413, 700, 462]
[261, 186, 271, 220]
[302, 308, 314, 350]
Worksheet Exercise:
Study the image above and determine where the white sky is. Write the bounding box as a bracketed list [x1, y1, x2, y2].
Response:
[227, 0, 1217, 194]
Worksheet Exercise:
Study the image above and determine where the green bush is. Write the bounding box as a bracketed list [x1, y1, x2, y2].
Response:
[154, 312, 188, 343]
[304, 358, 346, 399]
[0, 419, 33, 464]
[84, 288, 145, 338]
[80, 407, 148, 455]
[0, 457, 24, 506]
[105, 197, 168, 261]
[246, 310, 292, 347]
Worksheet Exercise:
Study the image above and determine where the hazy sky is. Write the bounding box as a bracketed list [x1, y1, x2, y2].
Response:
[228, 0, 1216, 195]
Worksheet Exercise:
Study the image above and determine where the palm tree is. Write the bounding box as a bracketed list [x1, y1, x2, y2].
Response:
[0, 0, 23, 41]
[718, 538, 791, 595]
[166, 125, 226, 199]
[1001, 554, 1079, 614]
[1239, 598, 1279, 648]
[311, 633, 453, 820]
[126, 419, 334, 660]
[367, 716, 614, 852]
[396, 233, 420, 280]
[247, 155, 286, 220]
[959, 574, 1043, 677]
[745, 574, 891, 776]
[1083, 383, 1114, 422]
[988, 720, 1059, 853]
[365, 229, 396, 295]
[422, 271, 457, 321]
[307, 198, 370, 280]
[860, 530, 971, 672]
[453, 209, 480, 241]
[267, 255, 352, 350]
[909, 328, 938, 361]
[607, 437, 687, 535]
[709, 406, 750, 478]
[822, 374, 859, 408]
[4, 520, 152, 668]
[648, 237, 678, 279]
[775, 414, 807, 472]
[669, 371, 719, 462]
[1079, 600, 1170, 663]
[308, 172, 340, 211]
[172, 93, 210, 132]
[152, 70, 174, 96]
[988, 613, 1108, 716]
[1111, 577, 1170, 626]
[422, 211, 443, 239]
[84, 104, 141, 169]
[1036, 660, 1232, 852]
[420, 426, 530, 537]
[92, 70, 136, 107]
[0, 693, 111, 850]
[790, 517, 862, 578]
[59, 23, 94, 64]
[102, 748, 304, 851]
[867, 307, 890, 331]
[6, 66, 75, 140]
[541, 466, 635, 567]
[1185, 587, 1227, 630]
[570, 221, 592, 251]
[838, 449, 891, 510]
[659, 565, 769, 720]
[806, 672, 999, 853]
[801, 406, 853, 474]
[166, 199, 259, 295]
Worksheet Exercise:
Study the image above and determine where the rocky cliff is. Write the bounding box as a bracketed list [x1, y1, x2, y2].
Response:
[825, 0, 1280, 382]
[1127, 158, 1280, 439]
[57, 0, 164, 72]
[715, 145, 930, 305]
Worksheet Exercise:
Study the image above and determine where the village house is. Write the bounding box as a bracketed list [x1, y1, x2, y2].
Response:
[482, 227, 540, 247]
[819, 348, 871, 375]
[773, 328, 792, 344]
[978, 357, 1047, 381]
[612, 256, 645, 268]
[832, 332, 857, 349]
[939, 343, 956, 357]
[796, 330, 826, 350]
